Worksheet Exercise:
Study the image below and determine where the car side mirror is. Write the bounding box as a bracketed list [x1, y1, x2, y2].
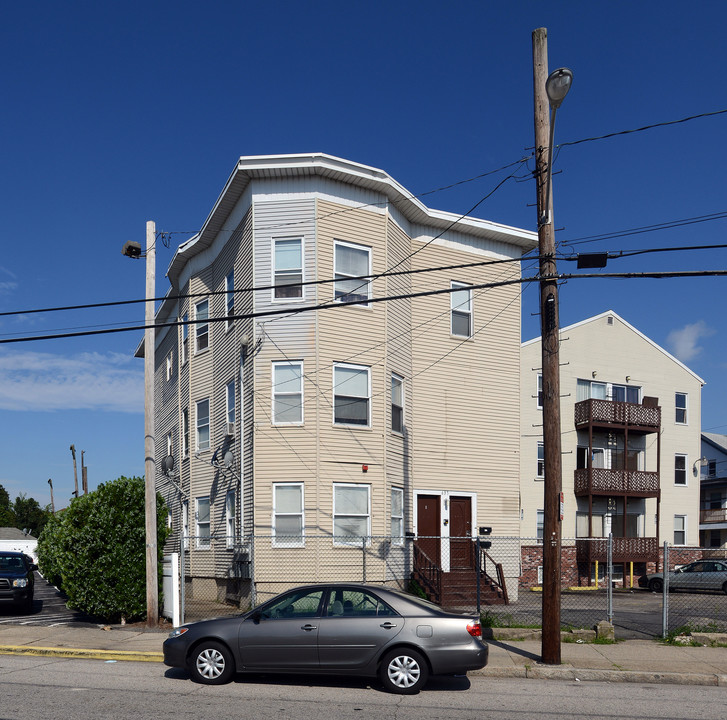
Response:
[249, 610, 262, 623]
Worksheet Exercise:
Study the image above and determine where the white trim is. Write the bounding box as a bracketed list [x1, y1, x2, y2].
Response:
[333, 482, 371, 546]
[272, 360, 304, 426]
[225, 490, 236, 549]
[674, 514, 687, 546]
[272, 482, 305, 547]
[271, 236, 305, 302]
[195, 398, 211, 451]
[674, 452, 688, 487]
[675, 391, 689, 425]
[334, 238, 372, 307]
[195, 496, 211, 549]
[450, 281, 472, 338]
[332, 362, 371, 428]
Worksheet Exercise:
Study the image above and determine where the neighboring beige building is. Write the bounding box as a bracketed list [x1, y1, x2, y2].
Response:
[520, 310, 704, 587]
[147, 153, 537, 607]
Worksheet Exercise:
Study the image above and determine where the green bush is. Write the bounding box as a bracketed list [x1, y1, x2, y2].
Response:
[37, 476, 168, 623]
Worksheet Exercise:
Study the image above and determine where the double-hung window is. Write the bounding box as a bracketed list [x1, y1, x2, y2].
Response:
[272, 361, 303, 424]
[536, 509, 544, 544]
[226, 380, 235, 427]
[675, 392, 688, 424]
[181, 314, 188, 364]
[451, 282, 472, 337]
[537, 374, 543, 409]
[225, 270, 234, 329]
[333, 483, 370, 545]
[333, 364, 370, 426]
[195, 299, 209, 352]
[225, 491, 236, 548]
[182, 500, 189, 550]
[182, 408, 189, 458]
[391, 487, 404, 545]
[196, 399, 210, 451]
[166, 353, 173, 381]
[537, 442, 545, 479]
[196, 497, 210, 549]
[675, 453, 688, 486]
[674, 515, 686, 545]
[334, 240, 371, 305]
[391, 373, 404, 433]
[274, 238, 303, 299]
[273, 483, 304, 547]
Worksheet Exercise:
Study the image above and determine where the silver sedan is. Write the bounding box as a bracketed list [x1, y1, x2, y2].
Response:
[163, 583, 488, 694]
[639, 560, 727, 594]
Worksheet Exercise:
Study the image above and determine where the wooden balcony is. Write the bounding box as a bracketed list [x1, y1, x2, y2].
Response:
[574, 468, 660, 498]
[700, 508, 727, 524]
[576, 536, 658, 563]
[574, 398, 660, 433]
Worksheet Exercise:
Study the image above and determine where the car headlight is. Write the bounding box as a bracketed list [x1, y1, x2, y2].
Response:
[12, 579, 29, 588]
[167, 627, 189, 639]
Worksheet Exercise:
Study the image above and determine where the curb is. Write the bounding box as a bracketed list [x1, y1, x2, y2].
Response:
[0, 645, 163, 663]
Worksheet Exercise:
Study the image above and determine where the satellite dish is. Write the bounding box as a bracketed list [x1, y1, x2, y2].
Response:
[224, 451, 234, 469]
[162, 455, 175, 474]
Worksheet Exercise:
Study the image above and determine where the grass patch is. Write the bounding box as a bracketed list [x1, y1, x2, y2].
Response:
[480, 611, 540, 629]
[660, 621, 723, 645]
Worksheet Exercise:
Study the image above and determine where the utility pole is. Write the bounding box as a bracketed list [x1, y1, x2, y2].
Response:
[533, 27, 563, 665]
[48, 478, 55, 514]
[144, 220, 159, 628]
[81, 450, 88, 494]
[70, 444, 79, 498]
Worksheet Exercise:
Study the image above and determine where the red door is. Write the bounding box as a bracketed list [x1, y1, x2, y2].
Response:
[417, 495, 440, 565]
[450, 496, 473, 569]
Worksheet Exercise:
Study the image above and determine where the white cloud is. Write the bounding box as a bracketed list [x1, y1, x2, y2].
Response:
[0, 349, 143, 412]
[666, 321, 715, 363]
[0, 281, 18, 294]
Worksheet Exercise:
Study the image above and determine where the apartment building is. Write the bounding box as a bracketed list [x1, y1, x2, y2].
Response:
[699, 432, 727, 549]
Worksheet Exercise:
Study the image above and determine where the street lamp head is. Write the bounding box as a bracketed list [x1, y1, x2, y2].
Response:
[122, 240, 143, 259]
[546, 67, 573, 109]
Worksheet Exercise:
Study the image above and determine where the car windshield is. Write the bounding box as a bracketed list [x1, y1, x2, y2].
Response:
[0, 555, 25, 571]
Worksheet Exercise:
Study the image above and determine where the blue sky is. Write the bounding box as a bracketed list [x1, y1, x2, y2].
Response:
[1, 1, 725, 509]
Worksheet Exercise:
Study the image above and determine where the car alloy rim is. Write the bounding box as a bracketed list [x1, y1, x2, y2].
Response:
[196, 648, 226, 679]
[387, 655, 421, 688]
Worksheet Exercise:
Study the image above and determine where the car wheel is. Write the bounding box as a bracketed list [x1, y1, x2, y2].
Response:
[379, 648, 429, 694]
[189, 641, 235, 685]
[649, 578, 663, 593]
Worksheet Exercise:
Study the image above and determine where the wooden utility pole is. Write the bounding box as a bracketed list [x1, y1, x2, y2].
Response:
[144, 220, 159, 628]
[81, 450, 88, 494]
[70, 444, 79, 498]
[533, 26, 563, 665]
[48, 478, 55, 514]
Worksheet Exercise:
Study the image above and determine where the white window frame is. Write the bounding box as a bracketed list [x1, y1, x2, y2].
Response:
[181, 314, 188, 364]
[182, 408, 189, 458]
[391, 373, 404, 434]
[537, 374, 543, 409]
[536, 509, 544, 544]
[334, 239, 371, 306]
[196, 398, 210, 451]
[537, 442, 545, 479]
[225, 490, 236, 549]
[674, 514, 687, 546]
[226, 380, 235, 426]
[166, 352, 173, 381]
[272, 361, 304, 425]
[272, 482, 305, 548]
[675, 453, 688, 486]
[675, 392, 688, 425]
[333, 363, 370, 428]
[225, 269, 235, 330]
[450, 281, 472, 337]
[333, 483, 371, 546]
[391, 487, 404, 545]
[196, 496, 210, 549]
[273, 237, 304, 300]
[194, 299, 209, 353]
[182, 500, 189, 550]
[166, 432, 172, 459]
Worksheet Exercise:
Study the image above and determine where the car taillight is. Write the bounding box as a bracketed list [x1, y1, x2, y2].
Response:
[466, 620, 482, 638]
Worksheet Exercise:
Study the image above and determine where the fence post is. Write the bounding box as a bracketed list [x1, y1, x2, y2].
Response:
[607, 533, 613, 623]
[476, 536, 481, 615]
[180, 535, 186, 625]
[662, 541, 669, 638]
[362, 536, 367, 583]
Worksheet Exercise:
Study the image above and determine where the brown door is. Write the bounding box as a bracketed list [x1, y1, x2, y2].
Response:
[450, 496, 473, 569]
[417, 495, 440, 565]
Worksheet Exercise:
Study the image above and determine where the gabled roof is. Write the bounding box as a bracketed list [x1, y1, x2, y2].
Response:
[0, 527, 37, 540]
[703, 432, 727, 454]
[522, 309, 705, 385]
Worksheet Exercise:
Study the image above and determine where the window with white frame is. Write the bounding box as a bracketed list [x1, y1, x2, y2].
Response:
[391, 487, 404, 544]
[675, 392, 688, 424]
[334, 483, 370, 544]
[182, 408, 189, 458]
[333, 364, 370, 426]
[274, 238, 303, 299]
[537, 566, 544, 585]
[612, 383, 640, 403]
[196, 399, 210, 451]
[675, 453, 688, 486]
[537, 374, 543, 409]
[391, 373, 404, 434]
[334, 240, 371, 305]
[226, 380, 235, 426]
[182, 500, 189, 550]
[166, 432, 172, 459]
[225, 269, 234, 329]
[195, 299, 209, 352]
[576, 512, 604, 538]
[450, 282, 472, 337]
[272, 361, 303, 424]
[273, 483, 304, 546]
[536, 509, 544, 544]
[537, 442, 545, 479]
[674, 514, 686, 545]
[576, 379, 607, 401]
[166, 352, 173, 381]
[196, 497, 210, 549]
[225, 491, 236, 548]
[181, 314, 188, 364]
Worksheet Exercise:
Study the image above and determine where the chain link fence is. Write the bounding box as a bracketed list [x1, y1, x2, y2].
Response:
[165, 534, 727, 638]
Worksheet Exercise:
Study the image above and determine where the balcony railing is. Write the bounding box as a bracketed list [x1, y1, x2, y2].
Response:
[574, 468, 659, 497]
[700, 508, 727, 524]
[576, 536, 658, 563]
[574, 399, 660, 431]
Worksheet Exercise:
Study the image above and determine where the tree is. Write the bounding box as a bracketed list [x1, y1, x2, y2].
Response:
[0, 484, 16, 527]
[13, 494, 51, 536]
[37, 476, 169, 623]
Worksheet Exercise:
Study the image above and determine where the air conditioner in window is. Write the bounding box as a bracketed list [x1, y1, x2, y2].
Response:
[225, 422, 235, 437]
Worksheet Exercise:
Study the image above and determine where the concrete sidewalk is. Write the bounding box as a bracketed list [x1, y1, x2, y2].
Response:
[1, 624, 726, 686]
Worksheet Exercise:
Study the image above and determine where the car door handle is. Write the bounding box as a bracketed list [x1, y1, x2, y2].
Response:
[380, 622, 398, 629]
[301, 624, 317, 631]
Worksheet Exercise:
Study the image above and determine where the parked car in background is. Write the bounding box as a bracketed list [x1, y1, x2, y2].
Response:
[163, 583, 487, 694]
[639, 560, 727, 594]
[0, 551, 35, 612]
